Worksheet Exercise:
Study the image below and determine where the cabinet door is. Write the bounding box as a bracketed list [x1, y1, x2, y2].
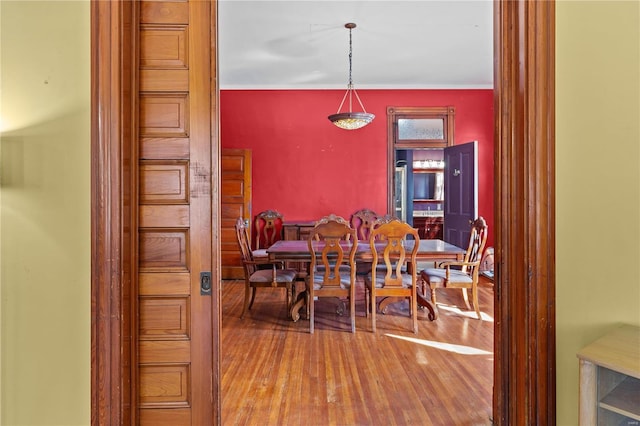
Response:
[414, 217, 443, 239]
[283, 224, 300, 240]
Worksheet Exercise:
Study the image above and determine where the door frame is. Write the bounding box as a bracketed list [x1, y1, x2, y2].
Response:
[387, 106, 455, 220]
[90, 1, 555, 424]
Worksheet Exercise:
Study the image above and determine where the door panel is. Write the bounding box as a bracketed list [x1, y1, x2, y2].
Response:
[140, 161, 189, 203]
[138, 229, 188, 269]
[140, 205, 190, 228]
[443, 141, 478, 247]
[137, 1, 213, 424]
[140, 94, 189, 136]
[141, 137, 190, 160]
[221, 149, 252, 279]
[139, 409, 191, 425]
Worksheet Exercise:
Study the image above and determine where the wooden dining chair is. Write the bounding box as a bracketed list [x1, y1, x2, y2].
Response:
[419, 216, 488, 320]
[235, 217, 297, 318]
[349, 209, 383, 276]
[253, 209, 284, 261]
[315, 213, 351, 228]
[350, 208, 379, 241]
[305, 216, 358, 334]
[364, 217, 420, 334]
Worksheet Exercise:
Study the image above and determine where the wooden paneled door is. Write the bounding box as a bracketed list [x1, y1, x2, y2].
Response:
[137, 1, 214, 424]
[221, 149, 252, 279]
[443, 141, 478, 247]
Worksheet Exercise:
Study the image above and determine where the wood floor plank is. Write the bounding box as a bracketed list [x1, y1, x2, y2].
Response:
[221, 279, 494, 425]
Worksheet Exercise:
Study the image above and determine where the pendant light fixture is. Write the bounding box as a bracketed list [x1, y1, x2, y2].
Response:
[328, 23, 375, 130]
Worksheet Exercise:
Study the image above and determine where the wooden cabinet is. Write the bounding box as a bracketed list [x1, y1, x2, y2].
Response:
[283, 221, 315, 241]
[413, 216, 443, 239]
[282, 221, 315, 277]
[577, 324, 640, 425]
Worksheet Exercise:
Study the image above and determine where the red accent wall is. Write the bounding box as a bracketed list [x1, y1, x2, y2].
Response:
[221, 89, 494, 247]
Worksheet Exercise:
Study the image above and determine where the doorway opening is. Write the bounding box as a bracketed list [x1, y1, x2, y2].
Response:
[90, 2, 556, 424]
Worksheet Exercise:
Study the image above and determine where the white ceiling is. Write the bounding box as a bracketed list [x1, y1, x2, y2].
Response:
[218, 0, 494, 90]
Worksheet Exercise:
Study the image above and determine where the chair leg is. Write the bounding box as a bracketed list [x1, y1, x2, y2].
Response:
[305, 290, 310, 320]
[411, 295, 418, 334]
[285, 284, 293, 319]
[364, 285, 370, 318]
[249, 287, 257, 310]
[241, 284, 252, 318]
[309, 288, 314, 334]
[471, 284, 481, 319]
[371, 289, 376, 333]
[350, 287, 356, 334]
[291, 284, 297, 311]
[461, 288, 471, 310]
[430, 285, 438, 306]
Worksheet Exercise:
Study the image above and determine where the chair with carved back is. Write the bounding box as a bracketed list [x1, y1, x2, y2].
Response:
[364, 217, 420, 334]
[349, 209, 380, 276]
[315, 213, 351, 228]
[419, 216, 488, 320]
[305, 215, 358, 334]
[350, 208, 379, 242]
[252, 210, 284, 261]
[311, 214, 352, 270]
[235, 217, 297, 319]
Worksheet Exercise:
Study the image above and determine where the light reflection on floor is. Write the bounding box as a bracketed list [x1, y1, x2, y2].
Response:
[385, 333, 493, 356]
[435, 303, 495, 322]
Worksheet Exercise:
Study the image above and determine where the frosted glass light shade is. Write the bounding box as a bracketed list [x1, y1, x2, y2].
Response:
[328, 112, 375, 130]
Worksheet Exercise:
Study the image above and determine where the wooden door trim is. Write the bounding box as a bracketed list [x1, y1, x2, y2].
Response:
[91, 1, 136, 424]
[90, 1, 556, 425]
[386, 106, 455, 217]
[494, 2, 556, 423]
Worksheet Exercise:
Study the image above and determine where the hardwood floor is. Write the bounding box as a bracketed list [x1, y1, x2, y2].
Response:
[221, 278, 494, 426]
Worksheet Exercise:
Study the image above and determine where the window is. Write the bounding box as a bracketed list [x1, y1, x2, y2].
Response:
[388, 106, 455, 149]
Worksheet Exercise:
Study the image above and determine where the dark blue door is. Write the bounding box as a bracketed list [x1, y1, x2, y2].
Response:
[443, 141, 477, 248]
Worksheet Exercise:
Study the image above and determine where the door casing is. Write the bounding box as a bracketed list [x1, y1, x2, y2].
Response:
[90, 1, 555, 424]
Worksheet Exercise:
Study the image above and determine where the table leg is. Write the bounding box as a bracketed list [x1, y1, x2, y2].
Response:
[416, 292, 438, 321]
[290, 291, 306, 322]
[378, 295, 437, 320]
[378, 296, 403, 314]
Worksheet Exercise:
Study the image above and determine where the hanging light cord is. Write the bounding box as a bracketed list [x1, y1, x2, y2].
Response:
[335, 23, 369, 114]
[348, 24, 353, 88]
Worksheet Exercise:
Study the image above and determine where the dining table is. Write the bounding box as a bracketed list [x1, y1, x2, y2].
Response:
[267, 238, 466, 321]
